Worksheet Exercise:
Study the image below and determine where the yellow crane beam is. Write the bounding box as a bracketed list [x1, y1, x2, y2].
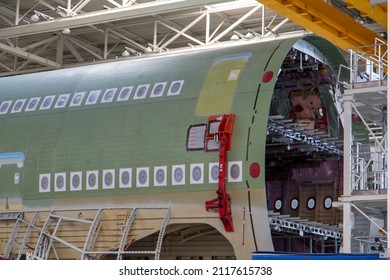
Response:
[346, 0, 387, 28]
[257, 0, 382, 53]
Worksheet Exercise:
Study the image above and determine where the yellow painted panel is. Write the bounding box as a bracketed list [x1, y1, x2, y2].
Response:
[258, 0, 381, 53]
[195, 53, 252, 116]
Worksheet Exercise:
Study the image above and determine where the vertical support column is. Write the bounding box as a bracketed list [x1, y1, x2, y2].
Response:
[67, 0, 72, 14]
[261, 5, 265, 37]
[56, 35, 64, 66]
[342, 94, 353, 253]
[153, 21, 158, 48]
[205, 11, 210, 44]
[104, 29, 109, 59]
[15, 0, 20, 26]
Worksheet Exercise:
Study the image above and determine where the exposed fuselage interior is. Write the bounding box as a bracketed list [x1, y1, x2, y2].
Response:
[265, 45, 344, 253]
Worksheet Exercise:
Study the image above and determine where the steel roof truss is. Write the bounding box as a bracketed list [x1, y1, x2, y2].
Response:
[0, 0, 226, 40]
[16, 40, 55, 71]
[210, 4, 263, 44]
[65, 36, 104, 60]
[0, 42, 58, 68]
[64, 38, 85, 62]
[158, 14, 208, 49]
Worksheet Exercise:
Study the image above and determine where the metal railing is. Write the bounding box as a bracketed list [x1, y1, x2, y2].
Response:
[348, 38, 388, 84]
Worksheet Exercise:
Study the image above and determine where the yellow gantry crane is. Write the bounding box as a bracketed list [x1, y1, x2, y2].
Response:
[257, 0, 386, 53]
[346, 0, 387, 28]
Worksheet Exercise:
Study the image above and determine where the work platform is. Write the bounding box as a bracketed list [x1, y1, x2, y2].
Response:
[336, 40, 389, 257]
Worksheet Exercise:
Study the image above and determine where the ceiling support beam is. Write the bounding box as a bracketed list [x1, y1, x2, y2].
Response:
[108, 28, 146, 51]
[158, 14, 208, 49]
[65, 36, 104, 60]
[0, 15, 12, 27]
[0, 61, 12, 72]
[16, 41, 53, 71]
[64, 39, 85, 62]
[0, 42, 59, 68]
[0, 0, 225, 40]
[23, 35, 59, 51]
[346, 0, 387, 28]
[258, 0, 381, 53]
[73, 0, 92, 14]
[209, 4, 263, 44]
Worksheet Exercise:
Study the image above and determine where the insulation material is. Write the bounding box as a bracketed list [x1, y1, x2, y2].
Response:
[266, 180, 283, 212]
[298, 184, 316, 221]
[315, 184, 340, 225]
[291, 160, 334, 182]
[282, 180, 300, 217]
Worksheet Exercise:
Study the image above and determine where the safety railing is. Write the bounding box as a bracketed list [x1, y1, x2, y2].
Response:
[348, 38, 387, 84]
[351, 140, 387, 191]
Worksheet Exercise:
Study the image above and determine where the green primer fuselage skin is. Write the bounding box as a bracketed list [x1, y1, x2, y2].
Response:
[0, 36, 345, 259]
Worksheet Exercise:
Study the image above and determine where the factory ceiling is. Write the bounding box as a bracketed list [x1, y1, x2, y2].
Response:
[0, 0, 386, 77]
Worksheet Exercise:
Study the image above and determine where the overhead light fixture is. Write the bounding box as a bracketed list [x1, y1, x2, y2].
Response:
[144, 46, 153, 53]
[122, 50, 130, 57]
[230, 34, 240, 41]
[230, 31, 245, 41]
[122, 47, 141, 57]
[30, 14, 40, 22]
[244, 29, 260, 40]
[244, 32, 254, 40]
[356, 16, 366, 25]
[30, 10, 54, 22]
[144, 43, 169, 54]
[62, 28, 71, 35]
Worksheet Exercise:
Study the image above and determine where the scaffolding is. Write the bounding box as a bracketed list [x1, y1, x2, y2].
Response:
[337, 38, 389, 258]
[0, 207, 171, 260]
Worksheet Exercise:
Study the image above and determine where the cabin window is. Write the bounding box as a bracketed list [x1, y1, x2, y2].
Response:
[85, 90, 101, 105]
[70, 92, 86, 107]
[40, 95, 55, 110]
[134, 84, 150, 100]
[25, 97, 41, 112]
[167, 80, 184, 96]
[117, 87, 133, 101]
[11, 99, 26, 113]
[55, 94, 70, 108]
[101, 88, 117, 103]
[151, 82, 167, 98]
[0, 100, 12, 114]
